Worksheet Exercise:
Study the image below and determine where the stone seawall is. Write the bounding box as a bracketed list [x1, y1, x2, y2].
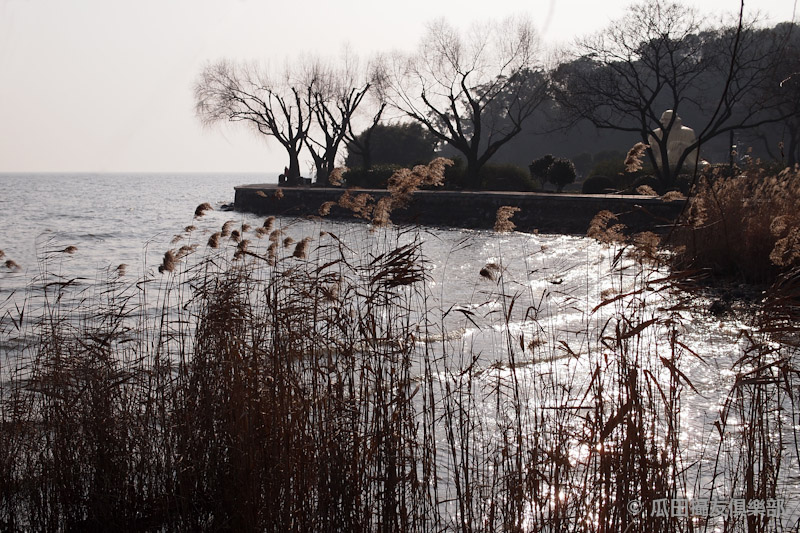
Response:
[234, 184, 685, 235]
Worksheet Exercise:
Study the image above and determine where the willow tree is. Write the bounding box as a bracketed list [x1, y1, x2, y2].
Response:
[195, 60, 311, 182]
[300, 54, 371, 186]
[377, 17, 548, 189]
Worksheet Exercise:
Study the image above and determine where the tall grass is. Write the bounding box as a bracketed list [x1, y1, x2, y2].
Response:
[1, 179, 799, 531]
[669, 164, 800, 284]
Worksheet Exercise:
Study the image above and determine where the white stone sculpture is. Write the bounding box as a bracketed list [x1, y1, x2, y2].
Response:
[648, 110, 698, 172]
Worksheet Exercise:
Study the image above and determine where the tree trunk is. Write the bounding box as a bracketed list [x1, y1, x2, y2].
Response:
[464, 163, 481, 189]
[315, 166, 330, 187]
[288, 152, 301, 186]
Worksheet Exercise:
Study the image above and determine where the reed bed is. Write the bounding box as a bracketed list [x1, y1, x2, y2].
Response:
[0, 187, 798, 531]
[669, 163, 800, 284]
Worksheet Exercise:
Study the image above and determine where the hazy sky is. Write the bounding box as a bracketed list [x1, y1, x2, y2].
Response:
[1, 0, 797, 174]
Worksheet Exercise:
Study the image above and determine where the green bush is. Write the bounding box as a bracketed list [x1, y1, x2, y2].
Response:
[581, 175, 616, 194]
[480, 163, 537, 191]
[528, 154, 554, 181]
[344, 123, 437, 168]
[548, 159, 577, 192]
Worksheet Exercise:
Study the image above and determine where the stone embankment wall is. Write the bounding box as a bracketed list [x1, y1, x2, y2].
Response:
[234, 184, 685, 235]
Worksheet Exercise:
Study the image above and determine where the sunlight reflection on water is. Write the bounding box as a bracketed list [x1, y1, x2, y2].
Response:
[1, 173, 798, 525]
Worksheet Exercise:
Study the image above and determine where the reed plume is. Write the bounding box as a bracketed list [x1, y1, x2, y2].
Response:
[194, 202, 213, 217]
[587, 210, 626, 243]
[61, 246, 78, 254]
[267, 241, 278, 265]
[328, 167, 346, 186]
[292, 237, 312, 259]
[661, 190, 685, 202]
[274, 188, 284, 199]
[387, 157, 451, 208]
[184, 225, 196, 233]
[158, 250, 177, 273]
[479, 262, 501, 281]
[208, 232, 221, 248]
[283, 236, 295, 248]
[4, 259, 20, 271]
[221, 221, 236, 237]
[233, 239, 250, 260]
[624, 142, 649, 173]
[494, 206, 520, 233]
[328, 159, 453, 227]
[263, 216, 275, 231]
[176, 244, 198, 259]
[371, 197, 392, 228]
[338, 191, 375, 219]
[319, 201, 336, 216]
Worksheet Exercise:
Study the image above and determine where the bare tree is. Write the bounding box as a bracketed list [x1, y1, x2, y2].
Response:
[300, 54, 371, 186]
[343, 93, 387, 171]
[553, 0, 791, 187]
[195, 60, 311, 183]
[377, 17, 548, 189]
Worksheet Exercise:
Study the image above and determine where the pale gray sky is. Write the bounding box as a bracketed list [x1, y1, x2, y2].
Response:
[0, 0, 797, 173]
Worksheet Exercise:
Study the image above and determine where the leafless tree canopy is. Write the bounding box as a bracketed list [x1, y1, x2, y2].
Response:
[377, 17, 548, 188]
[195, 55, 370, 183]
[299, 54, 370, 185]
[553, 0, 792, 186]
[195, 60, 311, 180]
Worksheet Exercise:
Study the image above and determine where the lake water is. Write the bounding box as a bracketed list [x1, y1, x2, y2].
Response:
[1, 173, 798, 526]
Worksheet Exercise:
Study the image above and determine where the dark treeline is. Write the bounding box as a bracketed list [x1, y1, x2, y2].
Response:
[195, 1, 799, 191]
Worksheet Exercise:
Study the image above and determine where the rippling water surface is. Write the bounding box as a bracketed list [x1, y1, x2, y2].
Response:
[1, 173, 798, 526]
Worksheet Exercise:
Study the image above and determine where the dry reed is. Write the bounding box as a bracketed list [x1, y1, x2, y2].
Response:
[221, 220, 236, 237]
[157, 250, 177, 273]
[292, 237, 312, 259]
[493, 206, 520, 233]
[194, 202, 213, 217]
[328, 167, 346, 186]
[625, 142, 649, 173]
[330, 159, 453, 228]
[669, 163, 800, 282]
[2, 191, 798, 532]
[207, 232, 221, 248]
